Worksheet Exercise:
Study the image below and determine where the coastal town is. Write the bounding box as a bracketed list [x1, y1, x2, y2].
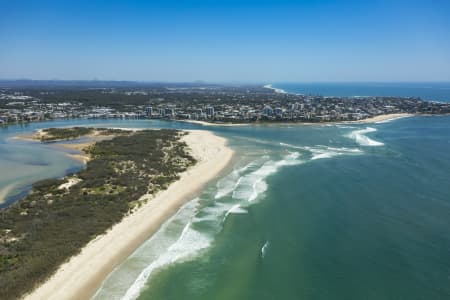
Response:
[1, 83, 450, 125]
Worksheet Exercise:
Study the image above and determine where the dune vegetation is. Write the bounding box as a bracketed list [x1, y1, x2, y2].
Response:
[0, 128, 196, 300]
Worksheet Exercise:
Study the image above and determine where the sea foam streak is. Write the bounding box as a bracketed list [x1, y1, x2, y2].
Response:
[119, 154, 301, 299]
[222, 204, 248, 222]
[93, 198, 202, 300]
[308, 146, 362, 160]
[215, 161, 256, 199]
[347, 127, 384, 146]
[232, 153, 302, 202]
[261, 241, 270, 259]
[280, 143, 362, 160]
[225, 204, 248, 216]
[121, 223, 211, 300]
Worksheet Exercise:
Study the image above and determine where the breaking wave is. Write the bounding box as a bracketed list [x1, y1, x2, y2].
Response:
[232, 152, 302, 202]
[347, 127, 384, 146]
[119, 154, 303, 299]
[122, 222, 211, 300]
[223, 204, 248, 222]
[102, 144, 366, 299]
[307, 146, 362, 160]
[261, 241, 270, 259]
[280, 143, 362, 160]
[215, 161, 257, 199]
[225, 204, 248, 216]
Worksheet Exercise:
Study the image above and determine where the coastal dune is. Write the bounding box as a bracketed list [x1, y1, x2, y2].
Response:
[24, 130, 234, 300]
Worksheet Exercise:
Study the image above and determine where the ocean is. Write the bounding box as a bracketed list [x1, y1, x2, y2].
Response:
[1, 84, 450, 299]
[270, 82, 450, 102]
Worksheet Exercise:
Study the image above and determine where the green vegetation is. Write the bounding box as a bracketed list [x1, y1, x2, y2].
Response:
[0, 129, 196, 300]
[40, 127, 127, 141]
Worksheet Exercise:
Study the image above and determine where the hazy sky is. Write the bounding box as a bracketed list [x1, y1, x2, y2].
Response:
[1, 0, 449, 82]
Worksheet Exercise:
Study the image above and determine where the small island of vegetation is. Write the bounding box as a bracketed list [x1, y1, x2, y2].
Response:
[0, 128, 196, 300]
[37, 126, 128, 142]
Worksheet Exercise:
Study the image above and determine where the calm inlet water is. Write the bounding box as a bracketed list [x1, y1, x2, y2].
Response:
[1, 118, 450, 298]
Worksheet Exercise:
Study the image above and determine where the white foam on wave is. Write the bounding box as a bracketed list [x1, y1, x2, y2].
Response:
[222, 204, 248, 222]
[114, 152, 319, 299]
[121, 222, 211, 300]
[93, 198, 202, 300]
[214, 162, 256, 199]
[264, 84, 287, 94]
[308, 146, 362, 160]
[261, 241, 270, 259]
[232, 152, 302, 202]
[196, 202, 248, 225]
[226, 204, 248, 216]
[347, 127, 384, 146]
[280, 143, 362, 160]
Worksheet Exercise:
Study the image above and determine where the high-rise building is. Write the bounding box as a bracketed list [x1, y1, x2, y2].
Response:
[145, 106, 152, 116]
[206, 106, 214, 116]
[164, 107, 174, 117]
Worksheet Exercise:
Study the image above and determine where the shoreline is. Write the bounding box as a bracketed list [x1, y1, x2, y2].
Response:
[55, 142, 93, 164]
[24, 129, 234, 300]
[263, 83, 287, 94]
[178, 119, 249, 127]
[178, 113, 415, 127]
[347, 113, 414, 124]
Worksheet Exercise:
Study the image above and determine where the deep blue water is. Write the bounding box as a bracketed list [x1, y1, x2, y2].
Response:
[272, 82, 450, 102]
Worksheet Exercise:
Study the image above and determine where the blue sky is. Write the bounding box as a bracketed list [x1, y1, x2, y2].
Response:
[1, 0, 449, 82]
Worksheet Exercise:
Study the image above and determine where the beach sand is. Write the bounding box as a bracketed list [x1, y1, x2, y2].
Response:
[353, 113, 414, 124]
[178, 113, 414, 127]
[23, 130, 233, 300]
[54, 142, 93, 164]
[179, 119, 249, 127]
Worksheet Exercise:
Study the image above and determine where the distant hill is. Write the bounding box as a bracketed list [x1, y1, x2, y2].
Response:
[0, 79, 223, 89]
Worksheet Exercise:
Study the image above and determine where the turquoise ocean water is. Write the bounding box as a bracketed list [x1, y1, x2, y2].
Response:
[1, 84, 450, 299]
[271, 82, 450, 102]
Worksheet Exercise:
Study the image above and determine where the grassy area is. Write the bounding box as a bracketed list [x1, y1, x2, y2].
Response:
[39, 127, 128, 142]
[0, 129, 196, 300]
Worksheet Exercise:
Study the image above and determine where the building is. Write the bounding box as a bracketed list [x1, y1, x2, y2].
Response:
[274, 107, 283, 116]
[262, 106, 273, 116]
[206, 106, 214, 117]
[164, 107, 175, 118]
[145, 106, 153, 116]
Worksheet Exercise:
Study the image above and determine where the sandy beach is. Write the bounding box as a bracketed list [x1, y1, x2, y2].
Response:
[23, 130, 234, 300]
[352, 113, 414, 124]
[263, 84, 287, 94]
[179, 119, 249, 127]
[179, 113, 415, 127]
